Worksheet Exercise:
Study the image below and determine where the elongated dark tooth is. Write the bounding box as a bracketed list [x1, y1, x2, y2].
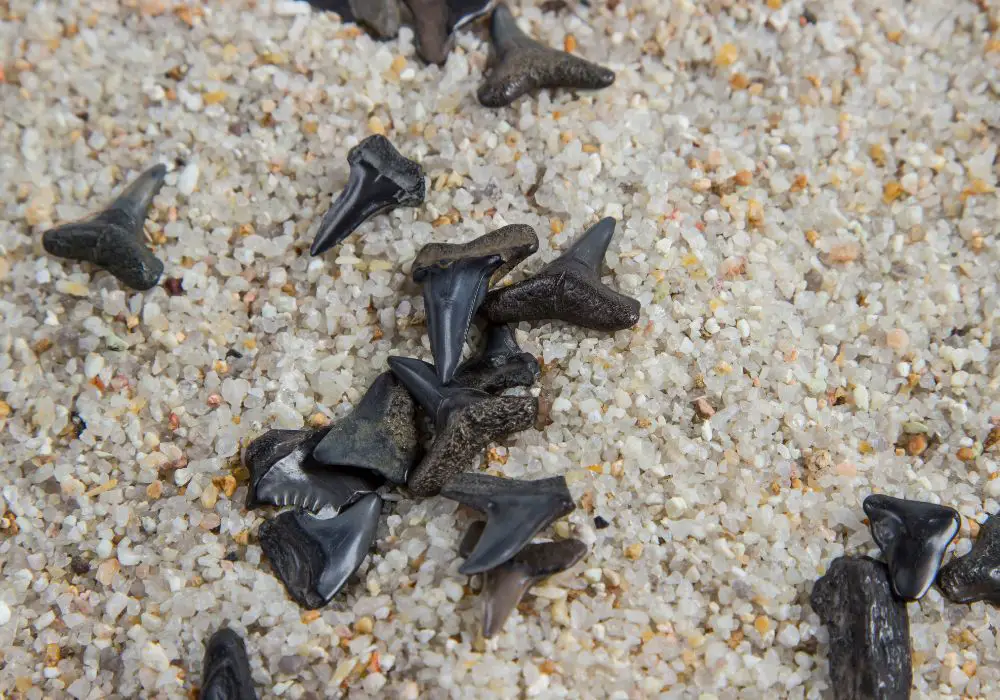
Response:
[416, 254, 504, 384]
[477, 3, 615, 108]
[244, 428, 382, 513]
[388, 356, 538, 496]
[312, 372, 421, 484]
[862, 494, 960, 600]
[258, 494, 382, 609]
[459, 521, 586, 638]
[454, 324, 540, 393]
[442, 473, 575, 574]
[482, 217, 640, 332]
[412, 224, 538, 384]
[810, 556, 911, 700]
[310, 135, 424, 256]
[938, 511, 1000, 604]
[42, 164, 167, 291]
[199, 627, 258, 700]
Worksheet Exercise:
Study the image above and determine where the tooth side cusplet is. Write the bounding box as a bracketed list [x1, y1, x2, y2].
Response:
[310, 135, 425, 257]
[42, 163, 167, 291]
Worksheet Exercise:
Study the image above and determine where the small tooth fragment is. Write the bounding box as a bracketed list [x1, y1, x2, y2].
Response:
[443, 472, 575, 574]
[412, 224, 538, 384]
[388, 356, 538, 496]
[454, 324, 540, 393]
[938, 511, 1000, 604]
[42, 164, 167, 291]
[459, 521, 587, 638]
[258, 493, 382, 609]
[810, 556, 912, 700]
[310, 135, 425, 256]
[350, 0, 400, 38]
[477, 3, 615, 108]
[244, 428, 382, 513]
[312, 372, 421, 484]
[199, 627, 258, 700]
[862, 494, 960, 600]
[482, 217, 640, 332]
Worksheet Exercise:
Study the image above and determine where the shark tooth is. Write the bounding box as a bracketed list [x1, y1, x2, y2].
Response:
[258, 494, 382, 609]
[938, 511, 1000, 604]
[477, 3, 615, 108]
[400, 0, 495, 64]
[199, 628, 257, 700]
[350, 0, 400, 38]
[442, 472, 575, 574]
[243, 428, 382, 513]
[810, 556, 912, 700]
[311, 372, 421, 484]
[459, 521, 587, 638]
[42, 164, 166, 291]
[863, 494, 960, 600]
[388, 356, 538, 496]
[413, 224, 538, 384]
[311, 135, 425, 256]
[455, 324, 540, 393]
[481, 217, 640, 332]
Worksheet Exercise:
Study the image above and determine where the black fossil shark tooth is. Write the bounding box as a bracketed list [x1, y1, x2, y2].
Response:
[199, 627, 257, 700]
[459, 521, 587, 638]
[862, 494, 960, 600]
[443, 473, 575, 574]
[477, 3, 615, 108]
[243, 428, 382, 513]
[312, 372, 421, 484]
[413, 224, 538, 384]
[258, 493, 382, 609]
[810, 556, 912, 700]
[387, 356, 538, 496]
[482, 217, 640, 332]
[310, 135, 425, 256]
[42, 163, 167, 291]
[454, 324, 540, 393]
[938, 511, 1000, 604]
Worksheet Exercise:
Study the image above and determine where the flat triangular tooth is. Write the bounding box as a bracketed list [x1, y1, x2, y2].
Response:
[863, 494, 960, 600]
[481, 567, 534, 638]
[311, 372, 421, 484]
[109, 164, 167, 225]
[442, 473, 575, 574]
[258, 494, 382, 609]
[200, 628, 257, 700]
[311, 135, 424, 256]
[415, 254, 504, 384]
[552, 217, 617, 275]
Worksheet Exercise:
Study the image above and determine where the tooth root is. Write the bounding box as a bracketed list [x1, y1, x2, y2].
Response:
[310, 135, 424, 256]
[417, 254, 504, 384]
[442, 473, 575, 574]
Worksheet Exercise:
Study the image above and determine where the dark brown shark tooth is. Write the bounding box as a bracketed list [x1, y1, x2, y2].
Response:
[311, 135, 425, 256]
[311, 372, 421, 484]
[477, 3, 615, 108]
[199, 627, 257, 700]
[42, 164, 166, 291]
[938, 511, 1000, 604]
[810, 556, 912, 700]
[413, 224, 538, 384]
[243, 428, 382, 513]
[459, 521, 587, 638]
[481, 217, 640, 332]
[387, 356, 537, 496]
[401, 0, 494, 64]
[258, 493, 382, 609]
[351, 0, 400, 38]
[863, 494, 960, 600]
[443, 473, 574, 574]
[455, 324, 540, 393]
